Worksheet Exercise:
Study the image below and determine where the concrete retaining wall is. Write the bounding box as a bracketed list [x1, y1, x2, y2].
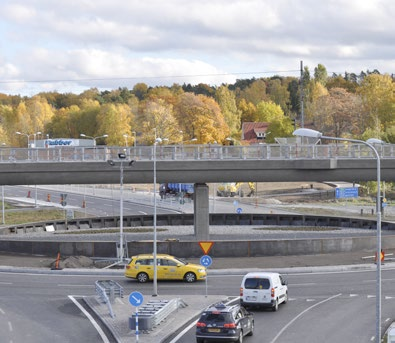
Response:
[1, 213, 394, 258]
[1, 235, 395, 259]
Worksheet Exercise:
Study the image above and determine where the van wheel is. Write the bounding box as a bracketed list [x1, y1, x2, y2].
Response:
[272, 299, 278, 311]
[284, 292, 288, 304]
[137, 272, 149, 283]
[236, 330, 243, 343]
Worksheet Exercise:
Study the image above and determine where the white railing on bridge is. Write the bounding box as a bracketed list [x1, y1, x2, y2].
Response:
[0, 143, 394, 163]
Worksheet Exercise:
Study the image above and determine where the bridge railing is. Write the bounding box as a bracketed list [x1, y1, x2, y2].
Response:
[0, 143, 394, 163]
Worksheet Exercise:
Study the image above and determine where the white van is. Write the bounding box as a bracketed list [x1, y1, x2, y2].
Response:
[240, 272, 288, 311]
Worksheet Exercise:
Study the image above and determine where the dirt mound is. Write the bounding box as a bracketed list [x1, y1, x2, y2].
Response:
[51, 256, 95, 269]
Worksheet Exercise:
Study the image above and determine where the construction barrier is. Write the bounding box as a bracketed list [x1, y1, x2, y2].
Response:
[375, 250, 385, 263]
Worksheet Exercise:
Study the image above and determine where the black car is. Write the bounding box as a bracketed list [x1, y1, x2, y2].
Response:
[196, 302, 254, 343]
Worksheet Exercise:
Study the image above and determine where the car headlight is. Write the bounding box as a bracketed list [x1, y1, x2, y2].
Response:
[198, 269, 206, 273]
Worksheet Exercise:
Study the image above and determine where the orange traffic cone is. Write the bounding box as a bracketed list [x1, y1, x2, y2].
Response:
[51, 252, 63, 270]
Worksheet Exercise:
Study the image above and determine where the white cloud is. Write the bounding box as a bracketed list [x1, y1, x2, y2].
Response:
[0, 0, 394, 95]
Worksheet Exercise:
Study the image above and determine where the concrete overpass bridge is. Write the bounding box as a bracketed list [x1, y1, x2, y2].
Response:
[2, 143, 395, 239]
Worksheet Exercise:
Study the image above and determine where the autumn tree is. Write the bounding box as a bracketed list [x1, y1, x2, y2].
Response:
[357, 74, 395, 138]
[97, 103, 133, 146]
[174, 93, 229, 144]
[138, 99, 179, 145]
[313, 87, 363, 138]
[215, 86, 240, 136]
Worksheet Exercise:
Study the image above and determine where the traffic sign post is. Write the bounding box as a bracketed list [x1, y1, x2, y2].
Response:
[129, 291, 144, 342]
[200, 254, 213, 297]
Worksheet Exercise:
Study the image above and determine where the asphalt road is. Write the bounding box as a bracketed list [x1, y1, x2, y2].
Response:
[173, 269, 395, 343]
[1, 266, 395, 343]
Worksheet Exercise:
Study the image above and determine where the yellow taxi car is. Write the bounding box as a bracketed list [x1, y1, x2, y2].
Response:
[125, 254, 207, 283]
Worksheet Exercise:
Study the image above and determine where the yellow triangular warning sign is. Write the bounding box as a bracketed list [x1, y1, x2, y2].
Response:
[199, 241, 214, 255]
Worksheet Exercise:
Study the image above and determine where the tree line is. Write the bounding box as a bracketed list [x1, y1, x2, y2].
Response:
[0, 64, 394, 148]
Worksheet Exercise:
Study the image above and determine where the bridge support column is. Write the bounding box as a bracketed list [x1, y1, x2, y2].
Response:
[194, 183, 209, 240]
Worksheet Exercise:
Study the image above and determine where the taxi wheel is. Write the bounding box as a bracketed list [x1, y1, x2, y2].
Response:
[137, 272, 149, 283]
[184, 272, 197, 283]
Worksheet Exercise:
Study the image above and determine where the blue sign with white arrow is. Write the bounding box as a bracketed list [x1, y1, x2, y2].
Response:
[129, 291, 144, 307]
[200, 255, 213, 267]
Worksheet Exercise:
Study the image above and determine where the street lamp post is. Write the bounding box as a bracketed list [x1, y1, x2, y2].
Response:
[80, 133, 108, 146]
[123, 134, 129, 147]
[15, 131, 31, 147]
[153, 128, 162, 296]
[293, 128, 382, 341]
[107, 153, 135, 265]
[132, 131, 137, 148]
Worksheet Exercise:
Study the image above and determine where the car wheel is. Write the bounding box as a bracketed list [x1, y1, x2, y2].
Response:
[184, 272, 197, 283]
[236, 330, 243, 343]
[284, 292, 288, 304]
[137, 272, 149, 283]
[247, 321, 254, 336]
[272, 299, 278, 311]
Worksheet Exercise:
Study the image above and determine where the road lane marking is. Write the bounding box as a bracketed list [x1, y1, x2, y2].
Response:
[57, 284, 92, 288]
[8, 321, 13, 332]
[68, 295, 110, 343]
[0, 308, 5, 314]
[0, 282, 12, 285]
[139, 211, 147, 215]
[269, 293, 342, 343]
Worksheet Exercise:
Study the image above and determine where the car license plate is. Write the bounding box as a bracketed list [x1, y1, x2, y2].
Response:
[246, 296, 256, 301]
[208, 328, 221, 333]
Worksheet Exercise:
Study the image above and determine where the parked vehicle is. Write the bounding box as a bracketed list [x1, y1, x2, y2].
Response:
[196, 302, 254, 343]
[124, 253, 206, 283]
[216, 182, 255, 197]
[159, 183, 194, 199]
[240, 272, 288, 311]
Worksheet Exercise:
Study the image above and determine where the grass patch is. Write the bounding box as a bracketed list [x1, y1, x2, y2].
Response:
[253, 227, 339, 232]
[4, 209, 68, 225]
[55, 227, 169, 235]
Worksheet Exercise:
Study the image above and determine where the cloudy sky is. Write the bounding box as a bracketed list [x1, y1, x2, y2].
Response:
[1, 0, 394, 96]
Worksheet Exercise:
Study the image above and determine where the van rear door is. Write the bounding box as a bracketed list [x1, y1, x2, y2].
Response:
[243, 277, 272, 305]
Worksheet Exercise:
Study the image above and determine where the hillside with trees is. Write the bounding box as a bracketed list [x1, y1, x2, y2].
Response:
[0, 64, 394, 147]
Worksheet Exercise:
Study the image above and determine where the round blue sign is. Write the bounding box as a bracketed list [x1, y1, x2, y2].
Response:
[129, 291, 144, 307]
[236, 207, 242, 214]
[200, 255, 213, 267]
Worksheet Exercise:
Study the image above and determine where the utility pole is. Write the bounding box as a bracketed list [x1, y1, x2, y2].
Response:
[300, 60, 305, 128]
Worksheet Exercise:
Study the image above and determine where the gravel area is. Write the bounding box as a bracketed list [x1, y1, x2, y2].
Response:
[0, 225, 382, 242]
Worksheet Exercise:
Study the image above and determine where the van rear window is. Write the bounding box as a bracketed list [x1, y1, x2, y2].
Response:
[244, 278, 270, 289]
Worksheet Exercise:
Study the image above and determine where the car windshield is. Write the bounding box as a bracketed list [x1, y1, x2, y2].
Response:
[172, 257, 187, 265]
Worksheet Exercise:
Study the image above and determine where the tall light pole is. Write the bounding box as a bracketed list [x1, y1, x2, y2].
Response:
[153, 128, 162, 296]
[132, 131, 137, 148]
[123, 134, 129, 147]
[33, 131, 41, 148]
[80, 133, 108, 146]
[15, 131, 30, 147]
[107, 153, 135, 265]
[293, 128, 382, 341]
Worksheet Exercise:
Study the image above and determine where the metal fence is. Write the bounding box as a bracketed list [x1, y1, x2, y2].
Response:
[0, 143, 394, 163]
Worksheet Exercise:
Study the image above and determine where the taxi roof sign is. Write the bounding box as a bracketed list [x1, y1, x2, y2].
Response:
[199, 241, 214, 255]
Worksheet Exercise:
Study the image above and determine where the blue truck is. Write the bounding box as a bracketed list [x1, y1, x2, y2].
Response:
[159, 183, 194, 199]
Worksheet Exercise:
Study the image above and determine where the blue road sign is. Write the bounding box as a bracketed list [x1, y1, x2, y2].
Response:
[335, 187, 359, 199]
[236, 207, 242, 214]
[129, 291, 144, 307]
[200, 255, 213, 267]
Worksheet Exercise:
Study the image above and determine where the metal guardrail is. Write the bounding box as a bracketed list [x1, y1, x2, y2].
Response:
[95, 280, 124, 318]
[129, 298, 187, 331]
[1, 143, 395, 163]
